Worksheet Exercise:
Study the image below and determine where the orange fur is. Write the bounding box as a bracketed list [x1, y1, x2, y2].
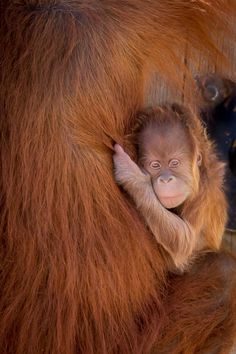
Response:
[1, 1, 236, 353]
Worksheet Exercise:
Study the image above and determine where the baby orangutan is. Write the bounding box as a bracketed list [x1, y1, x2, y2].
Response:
[113, 106, 227, 270]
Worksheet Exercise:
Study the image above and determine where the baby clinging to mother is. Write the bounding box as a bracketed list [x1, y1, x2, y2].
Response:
[113, 105, 226, 271]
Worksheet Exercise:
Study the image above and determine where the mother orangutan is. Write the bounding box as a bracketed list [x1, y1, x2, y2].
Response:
[1, 1, 236, 353]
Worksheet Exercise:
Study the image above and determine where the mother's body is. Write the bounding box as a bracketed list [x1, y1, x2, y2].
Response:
[1, 1, 236, 353]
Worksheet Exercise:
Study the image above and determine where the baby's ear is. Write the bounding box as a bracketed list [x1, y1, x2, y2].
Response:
[197, 153, 202, 166]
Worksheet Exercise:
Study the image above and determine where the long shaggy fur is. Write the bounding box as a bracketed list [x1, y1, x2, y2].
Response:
[1, 1, 236, 353]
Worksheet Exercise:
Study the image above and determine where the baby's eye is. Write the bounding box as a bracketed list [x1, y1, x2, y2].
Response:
[149, 161, 161, 169]
[169, 159, 180, 168]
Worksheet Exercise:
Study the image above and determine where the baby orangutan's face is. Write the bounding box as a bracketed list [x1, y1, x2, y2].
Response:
[139, 123, 201, 209]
